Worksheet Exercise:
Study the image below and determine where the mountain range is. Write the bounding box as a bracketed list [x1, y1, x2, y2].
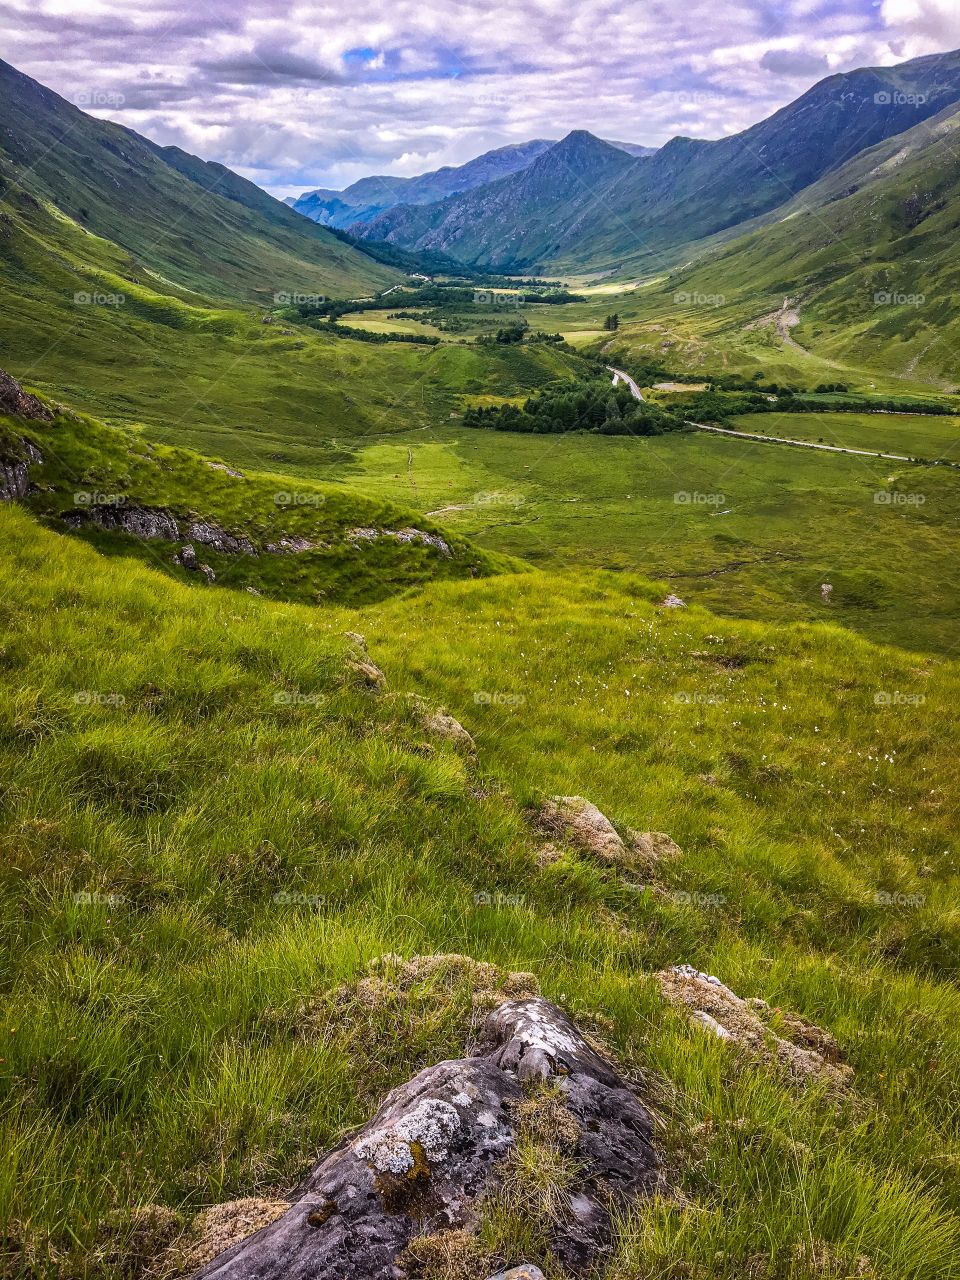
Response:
[345, 48, 960, 274]
[288, 137, 657, 229]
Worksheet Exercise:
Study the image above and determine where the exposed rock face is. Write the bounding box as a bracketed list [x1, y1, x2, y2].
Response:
[186, 519, 256, 556]
[175, 545, 216, 583]
[0, 369, 52, 420]
[657, 966, 852, 1089]
[348, 526, 453, 557]
[265, 536, 318, 554]
[65, 503, 180, 541]
[659, 594, 686, 609]
[193, 998, 657, 1279]
[0, 440, 42, 501]
[538, 796, 626, 862]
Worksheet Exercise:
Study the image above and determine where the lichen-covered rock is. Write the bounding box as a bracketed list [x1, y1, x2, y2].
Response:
[657, 966, 852, 1088]
[488, 1266, 546, 1280]
[627, 830, 682, 866]
[0, 369, 52, 420]
[348, 655, 387, 693]
[538, 796, 626, 862]
[192, 998, 658, 1279]
[170, 1199, 289, 1275]
[407, 695, 475, 751]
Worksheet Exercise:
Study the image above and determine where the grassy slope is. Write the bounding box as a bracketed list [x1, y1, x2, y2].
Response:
[0, 59, 395, 304]
[1, 507, 959, 1278]
[0, 406, 512, 605]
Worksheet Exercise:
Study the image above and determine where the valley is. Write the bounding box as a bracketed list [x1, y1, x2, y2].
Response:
[2, 31, 960, 1280]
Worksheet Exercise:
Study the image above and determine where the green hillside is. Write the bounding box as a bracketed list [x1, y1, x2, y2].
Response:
[2, 504, 960, 1277]
[0, 59, 395, 304]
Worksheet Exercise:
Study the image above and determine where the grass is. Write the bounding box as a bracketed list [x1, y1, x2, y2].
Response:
[1, 504, 960, 1277]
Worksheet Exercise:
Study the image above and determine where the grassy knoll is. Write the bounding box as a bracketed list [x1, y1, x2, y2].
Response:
[0, 406, 512, 605]
[727, 411, 960, 461]
[1, 506, 959, 1278]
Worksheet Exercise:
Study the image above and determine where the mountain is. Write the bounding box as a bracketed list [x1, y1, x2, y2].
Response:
[290, 139, 554, 228]
[350, 48, 960, 272]
[0, 58, 395, 304]
[353, 130, 637, 269]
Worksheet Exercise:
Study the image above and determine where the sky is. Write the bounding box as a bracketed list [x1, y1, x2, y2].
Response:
[3, 0, 960, 198]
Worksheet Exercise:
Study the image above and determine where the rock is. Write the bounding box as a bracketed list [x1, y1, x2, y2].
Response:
[0, 369, 52, 420]
[627, 830, 682, 866]
[206, 460, 244, 478]
[657, 966, 852, 1089]
[659, 594, 686, 609]
[199, 563, 216, 585]
[0, 440, 42, 501]
[186, 519, 256, 556]
[344, 631, 367, 649]
[192, 997, 657, 1279]
[176, 544, 199, 570]
[67, 503, 180, 541]
[538, 796, 626, 862]
[488, 1267, 546, 1280]
[423, 710, 474, 751]
[348, 656, 386, 693]
[347, 526, 453, 556]
[265, 536, 317, 554]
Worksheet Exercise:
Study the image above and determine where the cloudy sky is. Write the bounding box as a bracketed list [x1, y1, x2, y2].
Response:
[3, 0, 960, 198]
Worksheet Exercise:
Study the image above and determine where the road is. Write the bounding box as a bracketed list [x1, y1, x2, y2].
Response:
[608, 366, 644, 401]
[689, 421, 912, 461]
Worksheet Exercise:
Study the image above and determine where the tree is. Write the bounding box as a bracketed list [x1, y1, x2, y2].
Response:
[603, 313, 620, 331]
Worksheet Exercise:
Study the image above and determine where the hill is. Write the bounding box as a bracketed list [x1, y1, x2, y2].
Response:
[0, 58, 395, 304]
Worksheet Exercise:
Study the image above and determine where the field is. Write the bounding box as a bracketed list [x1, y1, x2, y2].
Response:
[295, 416, 960, 655]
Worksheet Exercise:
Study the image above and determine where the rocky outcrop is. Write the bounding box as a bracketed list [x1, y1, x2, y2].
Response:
[408, 694, 475, 751]
[657, 966, 852, 1089]
[64, 503, 180, 541]
[0, 369, 52, 421]
[345, 632, 387, 693]
[192, 997, 658, 1279]
[348, 526, 453, 557]
[185, 519, 256, 556]
[0, 439, 42, 501]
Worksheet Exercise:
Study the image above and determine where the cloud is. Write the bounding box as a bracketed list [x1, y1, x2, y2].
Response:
[759, 48, 830, 76]
[1, 0, 956, 195]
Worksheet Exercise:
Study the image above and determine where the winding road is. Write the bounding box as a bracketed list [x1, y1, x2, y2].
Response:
[608, 366, 645, 401]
